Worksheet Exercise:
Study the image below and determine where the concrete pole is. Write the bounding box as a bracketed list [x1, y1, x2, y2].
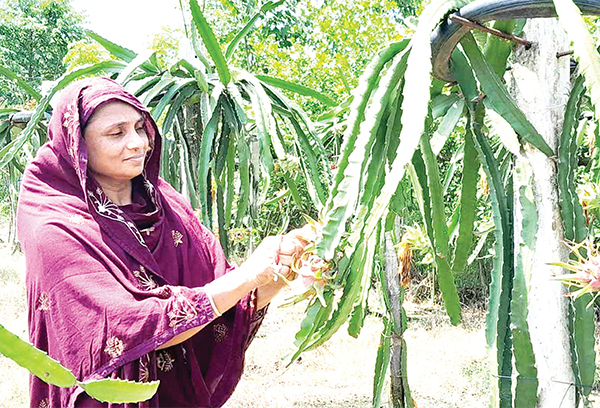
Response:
[508, 18, 575, 407]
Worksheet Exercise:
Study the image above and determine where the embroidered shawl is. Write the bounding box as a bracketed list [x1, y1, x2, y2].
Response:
[17, 77, 265, 408]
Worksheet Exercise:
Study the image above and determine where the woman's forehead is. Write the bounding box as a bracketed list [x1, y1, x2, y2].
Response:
[86, 100, 144, 127]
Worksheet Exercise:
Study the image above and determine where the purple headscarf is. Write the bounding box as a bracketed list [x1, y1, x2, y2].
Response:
[17, 77, 265, 408]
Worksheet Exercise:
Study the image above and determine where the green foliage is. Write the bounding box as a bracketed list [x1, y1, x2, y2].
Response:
[554, 0, 600, 122]
[63, 40, 116, 73]
[372, 317, 392, 408]
[0, 0, 84, 105]
[420, 126, 462, 325]
[511, 158, 538, 407]
[0, 323, 159, 403]
[558, 73, 597, 402]
[206, 0, 409, 116]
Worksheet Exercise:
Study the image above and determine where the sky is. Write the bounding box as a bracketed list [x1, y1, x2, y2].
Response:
[70, 0, 183, 51]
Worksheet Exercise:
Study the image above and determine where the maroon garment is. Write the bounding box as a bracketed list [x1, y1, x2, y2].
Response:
[17, 77, 265, 408]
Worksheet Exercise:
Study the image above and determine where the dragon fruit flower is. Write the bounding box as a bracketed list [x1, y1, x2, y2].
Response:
[551, 238, 600, 306]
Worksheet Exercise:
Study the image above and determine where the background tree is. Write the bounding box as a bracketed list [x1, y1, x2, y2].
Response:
[0, 0, 84, 105]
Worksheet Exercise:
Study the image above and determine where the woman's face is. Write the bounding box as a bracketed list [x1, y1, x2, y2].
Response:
[83, 100, 150, 185]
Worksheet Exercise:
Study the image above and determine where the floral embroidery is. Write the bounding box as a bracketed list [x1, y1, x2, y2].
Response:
[36, 293, 51, 311]
[104, 336, 124, 358]
[88, 188, 147, 248]
[157, 351, 174, 372]
[144, 178, 155, 196]
[38, 398, 50, 408]
[62, 102, 78, 131]
[141, 176, 160, 217]
[139, 354, 150, 382]
[172, 230, 183, 247]
[133, 266, 158, 291]
[213, 323, 228, 343]
[68, 214, 85, 225]
[167, 295, 197, 327]
[62, 102, 84, 180]
[141, 226, 155, 236]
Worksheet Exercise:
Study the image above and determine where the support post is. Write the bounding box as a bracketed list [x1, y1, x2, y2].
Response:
[508, 18, 575, 407]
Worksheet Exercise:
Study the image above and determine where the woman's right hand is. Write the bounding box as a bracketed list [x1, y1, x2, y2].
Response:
[245, 225, 316, 287]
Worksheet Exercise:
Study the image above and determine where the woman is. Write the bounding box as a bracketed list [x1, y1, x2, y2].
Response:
[17, 77, 309, 407]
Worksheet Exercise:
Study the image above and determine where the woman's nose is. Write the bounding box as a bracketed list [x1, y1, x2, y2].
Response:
[126, 127, 148, 150]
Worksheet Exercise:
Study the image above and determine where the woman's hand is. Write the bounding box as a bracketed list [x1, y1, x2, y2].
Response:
[246, 225, 315, 287]
[249, 225, 317, 309]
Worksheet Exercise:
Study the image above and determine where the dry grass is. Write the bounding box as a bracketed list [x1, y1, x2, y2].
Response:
[0, 226, 29, 408]
[223, 293, 489, 408]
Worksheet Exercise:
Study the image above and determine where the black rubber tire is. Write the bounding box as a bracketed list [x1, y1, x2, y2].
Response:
[431, 0, 600, 82]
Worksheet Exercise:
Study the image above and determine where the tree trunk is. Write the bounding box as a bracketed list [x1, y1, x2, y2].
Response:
[384, 231, 411, 408]
[508, 18, 575, 407]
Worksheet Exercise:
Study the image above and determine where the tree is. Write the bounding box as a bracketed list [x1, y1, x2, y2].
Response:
[0, 0, 84, 105]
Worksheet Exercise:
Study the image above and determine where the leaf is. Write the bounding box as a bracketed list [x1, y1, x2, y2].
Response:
[511, 157, 538, 408]
[0, 64, 41, 101]
[287, 112, 329, 209]
[420, 128, 462, 325]
[79, 378, 159, 403]
[451, 123, 479, 276]
[0, 323, 76, 388]
[161, 84, 197, 136]
[256, 75, 337, 106]
[553, 0, 600, 121]
[347, 227, 379, 338]
[409, 151, 436, 249]
[460, 33, 554, 157]
[195, 69, 209, 93]
[431, 97, 464, 156]
[328, 40, 410, 203]
[317, 48, 410, 260]
[116, 50, 156, 84]
[197, 102, 221, 225]
[483, 20, 526, 78]
[225, 0, 285, 61]
[86, 30, 136, 62]
[189, 0, 231, 85]
[355, 0, 471, 258]
[572, 295, 596, 397]
[237, 73, 283, 159]
[372, 317, 392, 408]
[304, 232, 377, 351]
[556, 70, 596, 399]
[235, 132, 251, 225]
[152, 79, 196, 121]
[283, 291, 334, 366]
[558, 75, 588, 243]
[431, 93, 459, 118]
